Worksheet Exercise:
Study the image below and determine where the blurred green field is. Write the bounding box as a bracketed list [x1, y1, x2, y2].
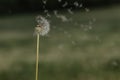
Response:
[1, 6, 120, 80]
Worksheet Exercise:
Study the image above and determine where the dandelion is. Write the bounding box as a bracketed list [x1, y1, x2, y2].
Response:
[35, 15, 50, 80]
[35, 15, 50, 36]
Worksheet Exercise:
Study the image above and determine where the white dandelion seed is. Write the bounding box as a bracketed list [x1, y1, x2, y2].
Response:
[35, 16, 50, 36]
[46, 13, 51, 18]
[54, 10, 58, 16]
[79, 3, 83, 8]
[68, 8, 74, 14]
[56, 15, 69, 22]
[44, 9, 48, 13]
[42, 0, 47, 4]
[85, 8, 90, 12]
[74, 1, 79, 7]
[62, 2, 68, 7]
[58, 0, 62, 2]
[53, 10, 70, 22]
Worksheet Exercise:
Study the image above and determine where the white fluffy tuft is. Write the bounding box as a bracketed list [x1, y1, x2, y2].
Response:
[36, 15, 50, 36]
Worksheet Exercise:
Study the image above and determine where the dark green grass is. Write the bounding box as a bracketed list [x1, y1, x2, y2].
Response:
[1, 60, 120, 80]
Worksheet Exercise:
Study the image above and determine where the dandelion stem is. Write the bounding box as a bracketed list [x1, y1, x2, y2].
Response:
[36, 34, 39, 80]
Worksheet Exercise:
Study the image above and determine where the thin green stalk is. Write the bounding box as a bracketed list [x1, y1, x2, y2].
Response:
[36, 34, 39, 80]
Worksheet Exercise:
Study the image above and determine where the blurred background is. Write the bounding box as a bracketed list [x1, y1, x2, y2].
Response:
[1, 0, 120, 80]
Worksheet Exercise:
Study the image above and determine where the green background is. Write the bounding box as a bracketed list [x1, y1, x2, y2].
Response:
[0, 0, 120, 80]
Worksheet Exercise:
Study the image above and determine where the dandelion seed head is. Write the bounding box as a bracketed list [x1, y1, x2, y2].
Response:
[35, 15, 50, 36]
